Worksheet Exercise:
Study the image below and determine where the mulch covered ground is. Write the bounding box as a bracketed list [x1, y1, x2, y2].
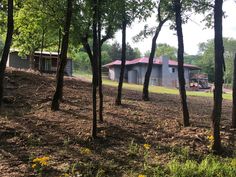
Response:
[0, 69, 235, 176]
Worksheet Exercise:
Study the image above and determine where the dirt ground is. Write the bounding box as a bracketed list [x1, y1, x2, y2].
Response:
[0, 69, 235, 176]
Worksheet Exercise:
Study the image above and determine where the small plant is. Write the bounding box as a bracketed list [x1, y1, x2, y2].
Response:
[80, 147, 92, 155]
[167, 155, 236, 177]
[171, 146, 190, 162]
[31, 156, 50, 176]
[65, 161, 105, 177]
[63, 136, 71, 148]
[207, 135, 214, 150]
[143, 143, 151, 171]
[128, 139, 139, 156]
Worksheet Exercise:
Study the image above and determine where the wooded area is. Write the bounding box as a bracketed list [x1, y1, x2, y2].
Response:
[0, 0, 235, 176]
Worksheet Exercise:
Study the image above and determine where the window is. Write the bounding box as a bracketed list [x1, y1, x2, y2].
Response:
[45, 59, 52, 71]
[169, 67, 175, 73]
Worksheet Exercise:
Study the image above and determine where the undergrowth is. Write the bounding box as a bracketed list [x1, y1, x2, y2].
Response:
[56, 141, 236, 177]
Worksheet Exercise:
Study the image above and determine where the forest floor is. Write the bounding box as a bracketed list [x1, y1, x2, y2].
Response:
[0, 69, 235, 177]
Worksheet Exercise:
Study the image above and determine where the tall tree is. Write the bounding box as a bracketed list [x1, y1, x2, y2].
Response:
[142, 1, 170, 101]
[115, 0, 154, 105]
[91, 0, 99, 138]
[0, 0, 14, 108]
[98, 0, 103, 122]
[115, 4, 127, 106]
[173, 0, 190, 126]
[51, 0, 73, 111]
[232, 53, 236, 128]
[211, 0, 224, 153]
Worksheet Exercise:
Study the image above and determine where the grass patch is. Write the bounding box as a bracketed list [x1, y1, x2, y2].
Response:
[73, 71, 232, 100]
[167, 155, 236, 177]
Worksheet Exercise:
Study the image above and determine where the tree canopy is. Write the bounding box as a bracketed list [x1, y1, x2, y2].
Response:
[196, 38, 236, 83]
[156, 43, 177, 59]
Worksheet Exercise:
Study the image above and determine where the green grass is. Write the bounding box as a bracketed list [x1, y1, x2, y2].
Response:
[73, 71, 232, 100]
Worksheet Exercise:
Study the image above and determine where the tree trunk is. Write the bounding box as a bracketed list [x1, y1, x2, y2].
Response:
[98, 2, 103, 122]
[39, 27, 45, 71]
[174, 0, 190, 127]
[142, 20, 166, 101]
[0, 0, 14, 108]
[211, 0, 224, 153]
[57, 28, 62, 71]
[91, 0, 99, 138]
[232, 53, 236, 128]
[115, 12, 126, 106]
[29, 51, 35, 70]
[51, 0, 73, 111]
[82, 37, 93, 71]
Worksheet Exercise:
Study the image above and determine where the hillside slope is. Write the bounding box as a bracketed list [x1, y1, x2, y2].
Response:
[0, 69, 235, 176]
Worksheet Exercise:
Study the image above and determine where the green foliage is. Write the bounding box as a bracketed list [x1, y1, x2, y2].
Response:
[167, 155, 236, 177]
[13, 0, 64, 56]
[0, 36, 3, 56]
[72, 40, 141, 72]
[108, 41, 141, 60]
[184, 55, 199, 65]
[156, 43, 177, 59]
[196, 38, 236, 83]
[108, 41, 121, 60]
[128, 139, 139, 156]
[73, 51, 91, 72]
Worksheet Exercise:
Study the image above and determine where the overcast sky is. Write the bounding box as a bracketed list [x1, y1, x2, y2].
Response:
[111, 0, 236, 56]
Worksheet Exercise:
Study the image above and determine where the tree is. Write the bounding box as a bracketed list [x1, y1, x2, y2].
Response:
[156, 43, 177, 59]
[173, 0, 190, 126]
[115, 3, 127, 106]
[51, 0, 73, 111]
[196, 38, 236, 83]
[108, 41, 121, 60]
[232, 53, 236, 128]
[133, 47, 141, 58]
[98, 0, 103, 123]
[184, 55, 199, 65]
[144, 50, 151, 57]
[115, 0, 154, 105]
[13, 0, 62, 69]
[211, 0, 224, 154]
[0, 0, 14, 108]
[91, 0, 99, 138]
[142, 1, 170, 101]
[108, 41, 141, 60]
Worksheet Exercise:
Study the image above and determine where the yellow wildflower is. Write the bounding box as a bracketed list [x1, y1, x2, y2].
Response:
[33, 156, 50, 166]
[80, 147, 92, 155]
[143, 144, 151, 150]
[32, 164, 36, 169]
[207, 135, 214, 142]
[138, 174, 146, 177]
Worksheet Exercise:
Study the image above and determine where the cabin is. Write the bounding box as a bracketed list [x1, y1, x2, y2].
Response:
[103, 56, 201, 88]
[7, 51, 73, 76]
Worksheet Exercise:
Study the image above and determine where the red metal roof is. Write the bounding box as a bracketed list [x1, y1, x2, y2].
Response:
[103, 57, 200, 70]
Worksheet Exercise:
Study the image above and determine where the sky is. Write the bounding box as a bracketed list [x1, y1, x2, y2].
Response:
[112, 0, 236, 56]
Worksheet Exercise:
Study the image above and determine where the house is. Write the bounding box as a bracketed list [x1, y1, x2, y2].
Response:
[7, 51, 73, 76]
[103, 56, 200, 88]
